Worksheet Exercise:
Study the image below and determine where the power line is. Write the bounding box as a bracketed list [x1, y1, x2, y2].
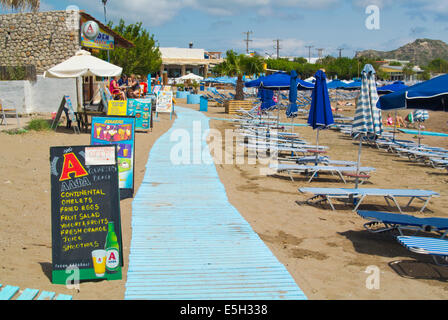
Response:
[243, 31, 253, 54]
[273, 39, 281, 59]
[337, 48, 344, 58]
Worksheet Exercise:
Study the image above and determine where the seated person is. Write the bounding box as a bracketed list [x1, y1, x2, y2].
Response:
[109, 76, 126, 100]
[386, 113, 394, 126]
[118, 74, 128, 88]
[127, 74, 141, 98]
[395, 115, 406, 128]
[139, 76, 148, 96]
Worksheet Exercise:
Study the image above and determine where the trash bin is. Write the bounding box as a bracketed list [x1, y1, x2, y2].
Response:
[199, 96, 208, 112]
[199, 85, 204, 91]
[176, 91, 189, 99]
[187, 94, 201, 104]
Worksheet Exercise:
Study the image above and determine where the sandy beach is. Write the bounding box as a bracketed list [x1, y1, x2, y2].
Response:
[0, 96, 448, 300]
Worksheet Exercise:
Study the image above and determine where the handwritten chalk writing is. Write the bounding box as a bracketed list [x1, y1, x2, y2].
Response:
[80, 204, 100, 211]
[61, 177, 92, 192]
[79, 212, 101, 220]
[60, 206, 79, 213]
[88, 167, 117, 174]
[60, 218, 109, 229]
[61, 189, 106, 198]
[61, 197, 93, 205]
[62, 235, 82, 243]
[63, 241, 100, 252]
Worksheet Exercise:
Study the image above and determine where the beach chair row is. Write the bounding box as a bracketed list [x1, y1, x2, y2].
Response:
[0, 284, 72, 300]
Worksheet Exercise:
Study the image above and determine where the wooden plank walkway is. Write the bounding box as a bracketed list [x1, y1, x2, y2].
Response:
[125, 106, 307, 300]
[0, 284, 72, 300]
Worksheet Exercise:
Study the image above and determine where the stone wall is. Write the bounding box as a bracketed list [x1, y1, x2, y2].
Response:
[0, 10, 80, 74]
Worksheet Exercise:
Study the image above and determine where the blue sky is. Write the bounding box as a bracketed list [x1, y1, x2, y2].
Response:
[2, 0, 448, 58]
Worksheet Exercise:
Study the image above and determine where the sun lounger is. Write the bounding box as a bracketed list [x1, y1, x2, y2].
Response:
[397, 236, 448, 266]
[271, 164, 375, 183]
[298, 188, 439, 212]
[357, 210, 448, 237]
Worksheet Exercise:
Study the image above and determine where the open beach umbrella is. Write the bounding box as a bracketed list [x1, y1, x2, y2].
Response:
[44, 50, 122, 78]
[327, 79, 349, 89]
[307, 69, 334, 164]
[352, 64, 382, 188]
[377, 81, 408, 94]
[342, 80, 362, 91]
[378, 74, 448, 111]
[44, 50, 122, 113]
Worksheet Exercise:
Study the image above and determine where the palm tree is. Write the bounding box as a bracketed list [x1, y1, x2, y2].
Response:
[214, 50, 264, 100]
[0, 0, 39, 11]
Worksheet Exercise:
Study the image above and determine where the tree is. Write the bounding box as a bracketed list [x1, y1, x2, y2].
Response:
[426, 58, 448, 74]
[213, 50, 264, 100]
[95, 19, 162, 76]
[402, 63, 415, 81]
[0, 0, 39, 11]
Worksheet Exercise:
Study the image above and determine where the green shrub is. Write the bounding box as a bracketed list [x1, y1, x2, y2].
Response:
[26, 118, 52, 131]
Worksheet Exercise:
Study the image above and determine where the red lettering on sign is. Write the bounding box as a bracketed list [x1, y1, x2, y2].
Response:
[59, 153, 88, 181]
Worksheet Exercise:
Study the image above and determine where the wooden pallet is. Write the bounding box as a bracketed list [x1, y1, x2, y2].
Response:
[224, 100, 253, 115]
[0, 284, 72, 300]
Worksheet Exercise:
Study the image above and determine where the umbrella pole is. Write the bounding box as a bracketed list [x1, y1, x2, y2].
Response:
[315, 128, 320, 165]
[393, 110, 397, 142]
[355, 136, 362, 189]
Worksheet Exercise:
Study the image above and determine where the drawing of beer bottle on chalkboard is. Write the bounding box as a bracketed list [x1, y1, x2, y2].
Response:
[105, 222, 120, 274]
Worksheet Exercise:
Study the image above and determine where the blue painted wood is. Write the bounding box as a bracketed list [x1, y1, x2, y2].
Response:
[0, 285, 19, 300]
[125, 106, 307, 300]
[55, 294, 73, 300]
[16, 288, 40, 300]
[37, 291, 56, 300]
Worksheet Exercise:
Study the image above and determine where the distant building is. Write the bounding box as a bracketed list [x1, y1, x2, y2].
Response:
[377, 59, 423, 81]
[159, 47, 224, 78]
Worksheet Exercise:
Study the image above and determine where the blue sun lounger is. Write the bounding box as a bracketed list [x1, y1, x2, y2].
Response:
[272, 165, 375, 183]
[298, 188, 439, 212]
[357, 210, 448, 237]
[397, 236, 448, 266]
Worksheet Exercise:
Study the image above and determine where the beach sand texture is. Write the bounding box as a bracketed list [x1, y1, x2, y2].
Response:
[0, 97, 448, 299]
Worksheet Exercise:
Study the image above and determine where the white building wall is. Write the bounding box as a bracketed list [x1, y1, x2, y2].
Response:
[0, 75, 78, 114]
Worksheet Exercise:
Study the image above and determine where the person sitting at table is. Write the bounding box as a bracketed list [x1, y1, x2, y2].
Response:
[118, 74, 128, 88]
[127, 74, 141, 98]
[139, 76, 148, 96]
[110, 76, 126, 100]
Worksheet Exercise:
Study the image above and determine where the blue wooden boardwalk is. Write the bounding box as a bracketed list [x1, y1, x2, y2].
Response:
[125, 106, 307, 300]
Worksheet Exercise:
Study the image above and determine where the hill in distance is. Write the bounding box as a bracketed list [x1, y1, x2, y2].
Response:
[355, 38, 448, 66]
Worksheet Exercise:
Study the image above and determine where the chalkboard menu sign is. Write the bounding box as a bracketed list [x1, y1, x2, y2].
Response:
[50, 145, 123, 285]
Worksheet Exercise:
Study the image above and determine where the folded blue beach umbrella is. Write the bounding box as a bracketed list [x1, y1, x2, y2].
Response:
[258, 88, 275, 110]
[307, 70, 334, 163]
[378, 74, 448, 111]
[286, 70, 298, 118]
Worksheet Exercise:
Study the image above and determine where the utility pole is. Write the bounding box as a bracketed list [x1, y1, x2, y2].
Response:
[337, 48, 344, 58]
[305, 45, 313, 63]
[243, 31, 253, 54]
[274, 39, 281, 59]
[317, 48, 324, 59]
[102, 0, 109, 62]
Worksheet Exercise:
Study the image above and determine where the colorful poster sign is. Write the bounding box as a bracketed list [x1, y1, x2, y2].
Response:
[80, 19, 114, 51]
[50, 145, 123, 284]
[91, 117, 135, 200]
[127, 98, 151, 130]
[156, 91, 173, 113]
[107, 100, 128, 116]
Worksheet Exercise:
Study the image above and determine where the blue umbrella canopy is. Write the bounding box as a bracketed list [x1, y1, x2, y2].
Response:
[352, 65, 383, 136]
[307, 70, 334, 129]
[342, 80, 362, 91]
[378, 74, 448, 111]
[377, 81, 408, 94]
[286, 70, 298, 118]
[327, 79, 349, 89]
[245, 72, 314, 91]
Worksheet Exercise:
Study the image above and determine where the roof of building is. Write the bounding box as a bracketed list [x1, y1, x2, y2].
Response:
[79, 11, 135, 49]
[160, 47, 224, 66]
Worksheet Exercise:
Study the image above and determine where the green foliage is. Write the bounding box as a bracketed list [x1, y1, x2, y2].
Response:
[3, 127, 28, 135]
[426, 58, 448, 73]
[95, 19, 162, 76]
[26, 118, 51, 131]
[389, 61, 402, 66]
